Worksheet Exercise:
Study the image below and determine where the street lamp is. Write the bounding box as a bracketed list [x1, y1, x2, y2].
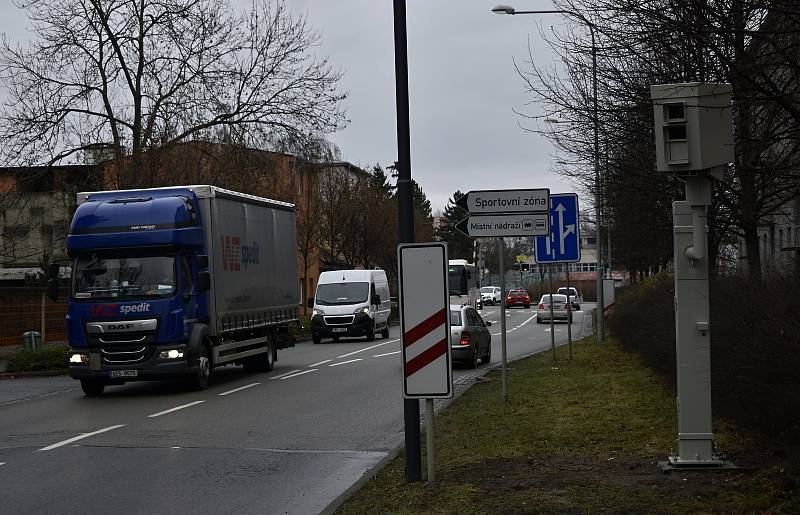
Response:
[492, 4, 605, 342]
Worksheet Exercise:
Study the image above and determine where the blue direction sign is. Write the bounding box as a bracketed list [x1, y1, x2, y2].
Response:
[534, 193, 581, 263]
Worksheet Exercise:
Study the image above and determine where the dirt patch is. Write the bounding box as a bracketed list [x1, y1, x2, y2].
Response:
[446, 453, 778, 513]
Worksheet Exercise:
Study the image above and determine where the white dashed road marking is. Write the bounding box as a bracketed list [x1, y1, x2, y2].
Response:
[270, 369, 302, 380]
[218, 383, 260, 396]
[309, 359, 332, 367]
[336, 339, 400, 359]
[373, 350, 401, 358]
[39, 424, 126, 451]
[280, 369, 318, 380]
[329, 359, 363, 367]
[148, 401, 205, 418]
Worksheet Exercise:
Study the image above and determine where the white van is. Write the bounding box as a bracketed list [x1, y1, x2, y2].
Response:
[311, 269, 391, 344]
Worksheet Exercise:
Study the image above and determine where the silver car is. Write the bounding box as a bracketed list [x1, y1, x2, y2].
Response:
[449, 304, 492, 368]
[536, 294, 572, 323]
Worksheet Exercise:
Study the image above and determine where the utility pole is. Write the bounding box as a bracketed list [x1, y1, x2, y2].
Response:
[393, 0, 420, 482]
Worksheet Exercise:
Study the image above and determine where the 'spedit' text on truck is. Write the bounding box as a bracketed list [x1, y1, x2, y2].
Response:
[47, 185, 299, 396]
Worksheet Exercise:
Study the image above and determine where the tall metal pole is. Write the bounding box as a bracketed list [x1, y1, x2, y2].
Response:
[591, 26, 605, 343]
[548, 265, 556, 365]
[393, 0, 420, 483]
[566, 266, 573, 360]
[499, 8, 604, 342]
[499, 238, 508, 402]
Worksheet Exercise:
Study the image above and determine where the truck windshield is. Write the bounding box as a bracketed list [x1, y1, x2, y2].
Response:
[73, 255, 176, 299]
[315, 282, 369, 305]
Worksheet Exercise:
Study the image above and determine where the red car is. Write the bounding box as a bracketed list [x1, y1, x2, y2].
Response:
[506, 289, 530, 309]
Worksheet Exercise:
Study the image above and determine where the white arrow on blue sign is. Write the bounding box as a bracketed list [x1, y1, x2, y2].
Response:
[534, 193, 581, 264]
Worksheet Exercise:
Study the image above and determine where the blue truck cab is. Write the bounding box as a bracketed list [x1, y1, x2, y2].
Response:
[49, 185, 299, 396]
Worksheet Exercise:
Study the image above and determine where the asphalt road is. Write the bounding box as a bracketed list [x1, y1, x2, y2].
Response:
[0, 304, 592, 514]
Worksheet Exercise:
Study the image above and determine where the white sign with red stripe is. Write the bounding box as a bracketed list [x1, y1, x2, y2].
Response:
[398, 242, 453, 399]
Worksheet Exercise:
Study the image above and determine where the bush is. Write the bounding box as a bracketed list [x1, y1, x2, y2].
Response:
[6, 346, 69, 373]
[607, 272, 800, 444]
[290, 314, 313, 340]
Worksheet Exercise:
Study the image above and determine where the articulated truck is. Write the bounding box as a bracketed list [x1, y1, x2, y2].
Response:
[48, 185, 299, 396]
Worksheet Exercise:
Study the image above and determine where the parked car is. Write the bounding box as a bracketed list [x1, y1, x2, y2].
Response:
[536, 293, 572, 323]
[449, 304, 492, 368]
[506, 289, 531, 309]
[480, 286, 502, 305]
[556, 287, 582, 311]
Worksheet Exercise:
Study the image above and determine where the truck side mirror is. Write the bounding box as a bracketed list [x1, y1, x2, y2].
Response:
[197, 254, 209, 268]
[197, 271, 211, 291]
[373, 294, 381, 306]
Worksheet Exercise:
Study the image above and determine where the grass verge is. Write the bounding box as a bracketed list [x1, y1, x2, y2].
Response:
[337, 336, 799, 513]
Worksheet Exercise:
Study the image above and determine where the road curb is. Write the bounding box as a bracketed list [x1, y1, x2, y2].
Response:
[321, 309, 596, 514]
[0, 369, 69, 380]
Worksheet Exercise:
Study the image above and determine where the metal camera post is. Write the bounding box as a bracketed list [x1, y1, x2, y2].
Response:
[650, 83, 735, 470]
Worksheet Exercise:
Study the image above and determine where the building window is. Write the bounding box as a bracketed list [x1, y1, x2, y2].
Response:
[779, 229, 784, 251]
[589, 263, 597, 271]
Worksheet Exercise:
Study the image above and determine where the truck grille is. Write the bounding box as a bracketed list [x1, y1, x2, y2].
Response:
[324, 315, 354, 326]
[85, 319, 158, 364]
[101, 343, 150, 364]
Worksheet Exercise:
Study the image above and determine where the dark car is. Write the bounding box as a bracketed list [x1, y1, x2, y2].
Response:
[450, 304, 492, 368]
[505, 289, 530, 309]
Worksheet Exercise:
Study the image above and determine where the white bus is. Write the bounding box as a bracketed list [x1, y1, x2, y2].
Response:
[448, 259, 481, 310]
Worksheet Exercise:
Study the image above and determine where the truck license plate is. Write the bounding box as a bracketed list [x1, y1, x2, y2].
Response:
[332, 328, 347, 333]
[109, 370, 138, 378]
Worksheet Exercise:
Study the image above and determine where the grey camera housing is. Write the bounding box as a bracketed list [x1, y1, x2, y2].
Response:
[650, 82, 733, 178]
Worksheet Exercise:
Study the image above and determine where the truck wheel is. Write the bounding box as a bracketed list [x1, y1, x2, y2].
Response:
[312, 332, 322, 344]
[264, 333, 276, 372]
[366, 322, 376, 342]
[243, 334, 276, 373]
[188, 344, 211, 390]
[80, 379, 105, 396]
[381, 326, 390, 338]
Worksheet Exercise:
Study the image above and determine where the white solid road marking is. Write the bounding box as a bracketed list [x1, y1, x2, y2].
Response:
[39, 424, 126, 451]
[218, 383, 260, 396]
[148, 400, 205, 418]
[309, 359, 332, 367]
[270, 369, 302, 380]
[280, 369, 318, 380]
[329, 358, 363, 367]
[336, 338, 400, 359]
[373, 350, 401, 358]
[0, 462, 5, 466]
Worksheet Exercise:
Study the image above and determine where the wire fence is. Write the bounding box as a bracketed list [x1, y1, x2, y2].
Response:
[0, 288, 67, 347]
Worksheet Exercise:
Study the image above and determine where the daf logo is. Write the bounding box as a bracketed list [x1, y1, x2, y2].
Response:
[107, 323, 135, 331]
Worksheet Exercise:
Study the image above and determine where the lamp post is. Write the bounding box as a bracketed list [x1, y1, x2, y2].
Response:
[493, 4, 604, 342]
[394, 0, 422, 482]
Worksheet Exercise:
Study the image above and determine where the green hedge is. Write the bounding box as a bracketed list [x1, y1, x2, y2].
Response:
[6, 347, 69, 373]
[607, 272, 800, 442]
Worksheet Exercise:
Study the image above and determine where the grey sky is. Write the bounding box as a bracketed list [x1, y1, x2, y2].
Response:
[0, 1, 578, 212]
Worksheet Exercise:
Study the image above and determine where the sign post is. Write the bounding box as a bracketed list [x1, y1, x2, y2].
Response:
[398, 242, 453, 482]
[455, 188, 551, 402]
[534, 193, 582, 359]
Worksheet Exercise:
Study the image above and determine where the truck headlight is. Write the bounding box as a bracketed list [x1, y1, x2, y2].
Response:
[159, 349, 184, 360]
[312, 308, 324, 317]
[69, 353, 89, 365]
[354, 307, 370, 315]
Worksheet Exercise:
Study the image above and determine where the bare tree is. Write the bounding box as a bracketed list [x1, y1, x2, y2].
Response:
[515, 0, 800, 281]
[0, 0, 346, 175]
